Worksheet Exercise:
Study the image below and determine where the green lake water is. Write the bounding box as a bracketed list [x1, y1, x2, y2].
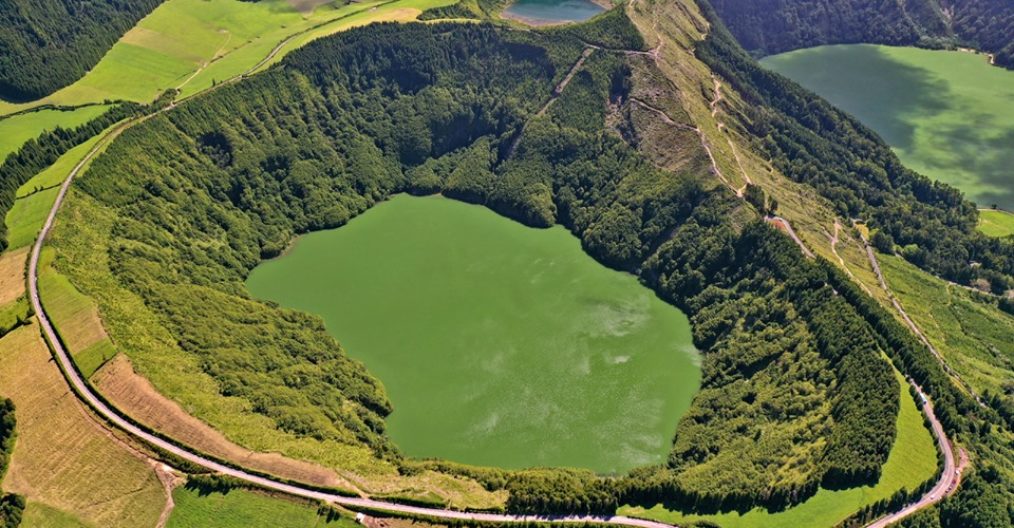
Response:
[246, 194, 699, 473]
[762, 44, 1014, 211]
[502, 0, 604, 25]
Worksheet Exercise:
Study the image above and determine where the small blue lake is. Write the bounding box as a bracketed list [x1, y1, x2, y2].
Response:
[502, 0, 605, 25]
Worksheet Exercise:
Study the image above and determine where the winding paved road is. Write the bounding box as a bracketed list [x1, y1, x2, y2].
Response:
[25, 87, 677, 528]
[865, 384, 965, 528]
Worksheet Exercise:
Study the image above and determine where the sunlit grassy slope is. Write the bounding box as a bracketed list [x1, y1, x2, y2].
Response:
[0, 0, 454, 116]
[168, 487, 358, 528]
[0, 105, 110, 162]
[880, 253, 1014, 396]
[978, 209, 1014, 238]
[619, 368, 938, 528]
[4, 122, 121, 251]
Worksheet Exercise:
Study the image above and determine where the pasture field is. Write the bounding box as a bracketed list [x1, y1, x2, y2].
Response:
[879, 253, 1014, 396]
[4, 187, 58, 251]
[19, 501, 94, 528]
[167, 487, 358, 528]
[0, 105, 110, 162]
[977, 209, 1014, 238]
[0, 248, 28, 305]
[247, 194, 700, 473]
[37, 248, 111, 359]
[258, 0, 458, 70]
[0, 0, 455, 116]
[763, 45, 1014, 211]
[619, 368, 938, 528]
[0, 323, 165, 528]
[0, 296, 30, 337]
[4, 123, 121, 252]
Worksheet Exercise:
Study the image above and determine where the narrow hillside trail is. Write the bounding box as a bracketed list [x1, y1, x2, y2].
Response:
[176, 32, 233, 91]
[826, 219, 851, 272]
[627, 95, 740, 194]
[504, 46, 595, 161]
[707, 75, 753, 196]
[824, 218, 876, 297]
[709, 76, 722, 118]
[765, 215, 814, 258]
[629, 97, 696, 131]
[627, 90, 734, 192]
[152, 461, 182, 528]
[580, 39, 663, 62]
[539, 47, 596, 116]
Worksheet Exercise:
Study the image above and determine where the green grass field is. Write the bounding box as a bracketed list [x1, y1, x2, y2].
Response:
[0, 105, 110, 162]
[879, 253, 1014, 396]
[5, 187, 58, 250]
[19, 501, 93, 528]
[619, 368, 938, 528]
[35, 246, 119, 378]
[167, 487, 359, 528]
[256, 0, 457, 72]
[4, 122, 119, 251]
[763, 45, 1014, 211]
[0, 0, 455, 116]
[977, 209, 1014, 238]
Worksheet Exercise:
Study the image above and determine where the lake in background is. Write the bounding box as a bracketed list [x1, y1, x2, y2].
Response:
[246, 194, 699, 473]
[502, 0, 605, 25]
[762, 44, 1014, 211]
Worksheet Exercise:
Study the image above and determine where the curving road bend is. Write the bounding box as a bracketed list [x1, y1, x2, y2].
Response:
[26, 111, 676, 528]
[865, 383, 965, 528]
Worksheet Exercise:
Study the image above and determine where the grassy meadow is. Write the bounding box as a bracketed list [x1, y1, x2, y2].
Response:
[168, 487, 358, 528]
[0, 324, 165, 527]
[763, 45, 1014, 211]
[977, 209, 1014, 238]
[0, 105, 110, 162]
[0, 0, 456, 117]
[879, 253, 1014, 396]
[619, 369, 938, 528]
[4, 122, 120, 252]
[0, 0, 445, 171]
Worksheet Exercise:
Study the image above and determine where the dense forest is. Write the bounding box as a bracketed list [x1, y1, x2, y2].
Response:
[0, 398, 23, 528]
[47, 15, 915, 515]
[0, 0, 164, 101]
[707, 0, 1014, 68]
[695, 2, 1014, 294]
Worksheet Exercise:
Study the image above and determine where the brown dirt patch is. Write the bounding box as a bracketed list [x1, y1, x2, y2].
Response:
[0, 323, 165, 527]
[0, 248, 27, 306]
[93, 354, 356, 491]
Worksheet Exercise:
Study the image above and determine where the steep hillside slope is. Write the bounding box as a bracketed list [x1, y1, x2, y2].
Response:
[42, 14, 912, 515]
[619, 1, 1013, 526]
[0, 0, 163, 101]
[708, 0, 1014, 68]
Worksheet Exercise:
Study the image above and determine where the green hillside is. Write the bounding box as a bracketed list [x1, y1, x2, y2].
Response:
[1, 0, 1011, 526]
[707, 0, 1014, 69]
